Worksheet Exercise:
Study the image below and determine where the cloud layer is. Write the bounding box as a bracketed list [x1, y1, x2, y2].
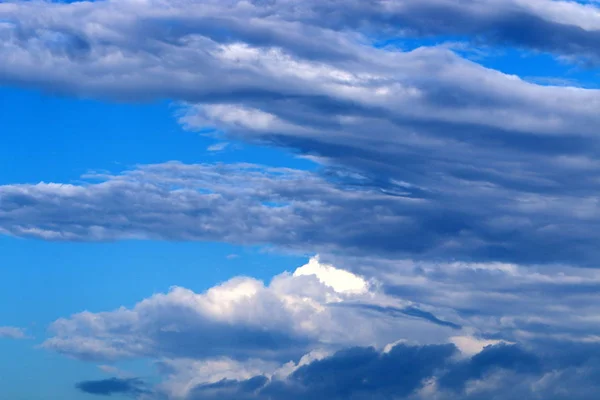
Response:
[2, 1, 600, 267]
[79, 341, 600, 400]
[4, 1, 600, 399]
[3, 159, 600, 266]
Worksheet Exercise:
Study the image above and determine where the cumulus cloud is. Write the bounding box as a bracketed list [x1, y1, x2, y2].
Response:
[43, 257, 457, 363]
[49, 255, 600, 398]
[293, 256, 369, 294]
[45, 254, 600, 367]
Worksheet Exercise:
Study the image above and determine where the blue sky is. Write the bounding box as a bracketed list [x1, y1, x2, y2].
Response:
[0, 86, 309, 399]
[4, 1, 600, 399]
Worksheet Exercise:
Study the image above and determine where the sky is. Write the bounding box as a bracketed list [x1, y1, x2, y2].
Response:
[3, 0, 600, 399]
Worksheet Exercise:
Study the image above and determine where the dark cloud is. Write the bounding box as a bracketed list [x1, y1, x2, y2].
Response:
[70, 338, 600, 400]
[184, 341, 600, 400]
[437, 344, 541, 391]
[188, 343, 457, 400]
[330, 1, 600, 62]
[76, 377, 149, 397]
[188, 376, 270, 400]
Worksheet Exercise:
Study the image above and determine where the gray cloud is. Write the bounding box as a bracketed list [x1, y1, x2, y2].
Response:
[182, 342, 600, 400]
[2, 2, 600, 268]
[5, 1, 600, 399]
[0, 326, 28, 340]
[322, 254, 600, 344]
[3, 160, 600, 267]
[75, 341, 600, 400]
[76, 377, 150, 397]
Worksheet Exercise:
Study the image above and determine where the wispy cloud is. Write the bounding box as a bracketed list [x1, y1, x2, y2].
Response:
[0, 326, 29, 340]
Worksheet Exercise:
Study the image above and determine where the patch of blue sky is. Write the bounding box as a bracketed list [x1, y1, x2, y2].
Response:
[0, 82, 315, 399]
[465, 47, 600, 88]
[0, 340, 130, 400]
[372, 35, 468, 51]
[0, 235, 307, 399]
[0, 236, 306, 328]
[374, 35, 599, 88]
[0, 87, 317, 185]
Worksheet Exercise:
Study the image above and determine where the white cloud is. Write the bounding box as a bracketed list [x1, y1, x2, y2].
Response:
[206, 142, 229, 152]
[293, 256, 369, 295]
[43, 256, 457, 362]
[450, 336, 508, 357]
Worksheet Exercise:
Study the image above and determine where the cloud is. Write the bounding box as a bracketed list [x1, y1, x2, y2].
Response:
[206, 142, 229, 152]
[42, 257, 457, 362]
[293, 256, 369, 294]
[155, 358, 281, 399]
[437, 344, 541, 392]
[74, 341, 600, 400]
[2, 2, 600, 269]
[180, 341, 600, 400]
[4, 158, 600, 267]
[5, 1, 600, 398]
[155, 342, 458, 399]
[76, 377, 150, 397]
[0, 326, 28, 339]
[48, 255, 600, 398]
[35, 252, 600, 399]
[326, 254, 600, 344]
[30, 248, 600, 368]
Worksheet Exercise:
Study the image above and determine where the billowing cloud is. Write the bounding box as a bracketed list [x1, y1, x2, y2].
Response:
[50, 255, 600, 398]
[46, 255, 600, 362]
[44, 257, 457, 363]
